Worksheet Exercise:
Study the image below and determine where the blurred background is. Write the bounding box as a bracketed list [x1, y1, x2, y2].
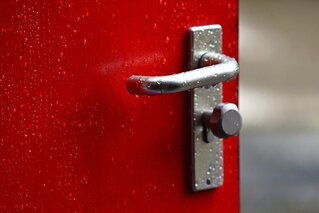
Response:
[240, 0, 319, 212]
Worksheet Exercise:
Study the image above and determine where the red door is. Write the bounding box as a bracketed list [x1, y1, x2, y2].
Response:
[0, 0, 238, 212]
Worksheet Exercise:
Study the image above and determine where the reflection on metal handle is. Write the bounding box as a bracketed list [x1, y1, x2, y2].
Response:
[126, 52, 238, 96]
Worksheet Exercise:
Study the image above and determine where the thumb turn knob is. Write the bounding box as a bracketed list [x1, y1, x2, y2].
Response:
[203, 103, 242, 139]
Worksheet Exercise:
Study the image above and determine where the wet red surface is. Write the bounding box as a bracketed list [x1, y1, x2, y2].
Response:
[0, 0, 238, 212]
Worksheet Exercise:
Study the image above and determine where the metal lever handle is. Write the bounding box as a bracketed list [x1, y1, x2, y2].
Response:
[126, 52, 239, 95]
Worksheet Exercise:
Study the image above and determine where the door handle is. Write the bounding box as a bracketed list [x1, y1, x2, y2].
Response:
[126, 52, 238, 95]
[126, 25, 241, 192]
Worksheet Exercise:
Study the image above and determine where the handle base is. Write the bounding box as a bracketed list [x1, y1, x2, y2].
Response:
[190, 25, 224, 191]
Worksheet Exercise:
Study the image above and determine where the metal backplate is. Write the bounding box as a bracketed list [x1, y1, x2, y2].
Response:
[189, 25, 223, 191]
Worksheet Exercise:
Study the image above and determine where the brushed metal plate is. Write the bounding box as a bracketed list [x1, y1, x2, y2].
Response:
[189, 25, 223, 191]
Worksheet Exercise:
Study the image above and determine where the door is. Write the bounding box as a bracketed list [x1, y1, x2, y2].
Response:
[0, 0, 239, 212]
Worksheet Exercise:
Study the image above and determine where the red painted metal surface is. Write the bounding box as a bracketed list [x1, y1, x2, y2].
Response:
[0, 0, 238, 212]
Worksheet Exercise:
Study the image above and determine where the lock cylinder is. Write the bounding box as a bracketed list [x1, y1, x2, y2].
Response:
[202, 103, 242, 139]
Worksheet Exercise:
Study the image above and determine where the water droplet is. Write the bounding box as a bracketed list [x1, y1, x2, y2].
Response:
[165, 36, 170, 44]
[153, 23, 158, 29]
[162, 58, 166, 65]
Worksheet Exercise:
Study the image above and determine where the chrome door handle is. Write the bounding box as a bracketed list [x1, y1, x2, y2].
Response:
[126, 52, 238, 95]
[126, 25, 241, 192]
